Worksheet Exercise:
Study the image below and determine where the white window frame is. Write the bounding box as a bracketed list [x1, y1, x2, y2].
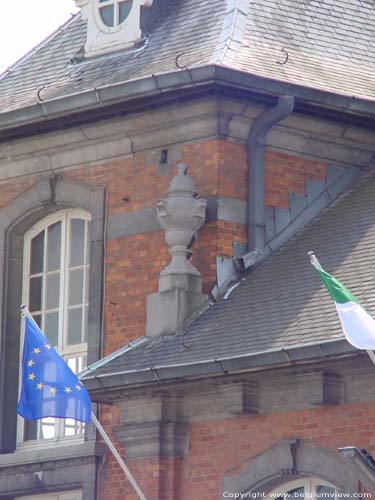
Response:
[96, 0, 134, 32]
[266, 478, 339, 500]
[17, 209, 91, 448]
[17, 490, 82, 500]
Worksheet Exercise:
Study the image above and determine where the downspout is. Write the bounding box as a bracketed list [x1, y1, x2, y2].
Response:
[247, 96, 295, 252]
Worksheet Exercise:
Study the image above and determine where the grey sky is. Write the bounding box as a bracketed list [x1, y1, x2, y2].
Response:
[0, 1, 79, 74]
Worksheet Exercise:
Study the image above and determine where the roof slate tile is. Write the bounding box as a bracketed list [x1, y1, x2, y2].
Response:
[0, 0, 374, 114]
[84, 172, 375, 378]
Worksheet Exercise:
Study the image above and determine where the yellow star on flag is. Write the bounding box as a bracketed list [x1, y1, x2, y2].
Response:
[27, 360, 34, 367]
[37, 383, 43, 390]
[50, 387, 57, 395]
[75, 384, 82, 391]
[33, 348, 41, 355]
[65, 387, 72, 394]
[45, 344, 52, 350]
[28, 373, 36, 381]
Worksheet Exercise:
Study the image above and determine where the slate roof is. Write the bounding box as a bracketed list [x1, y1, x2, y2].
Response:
[83, 172, 375, 381]
[0, 0, 374, 114]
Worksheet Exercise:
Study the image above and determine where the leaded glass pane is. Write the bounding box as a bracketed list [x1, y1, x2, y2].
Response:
[30, 231, 44, 274]
[47, 222, 61, 271]
[119, 0, 133, 23]
[45, 273, 60, 309]
[70, 219, 85, 267]
[24, 420, 38, 441]
[32, 314, 41, 327]
[100, 5, 114, 26]
[29, 276, 43, 312]
[44, 311, 59, 347]
[69, 269, 84, 306]
[67, 308, 83, 345]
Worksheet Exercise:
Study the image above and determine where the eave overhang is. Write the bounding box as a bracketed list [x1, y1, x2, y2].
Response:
[1, 65, 375, 142]
[82, 338, 360, 399]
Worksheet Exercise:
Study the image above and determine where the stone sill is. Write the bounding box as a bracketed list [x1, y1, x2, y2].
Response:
[0, 440, 105, 468]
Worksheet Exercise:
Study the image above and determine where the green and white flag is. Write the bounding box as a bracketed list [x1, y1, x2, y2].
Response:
[310, 252, 375, 350]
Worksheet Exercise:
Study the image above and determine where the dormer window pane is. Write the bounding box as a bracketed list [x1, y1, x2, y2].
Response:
[100, 5, 115, 27]
[119, 1, 133, 23]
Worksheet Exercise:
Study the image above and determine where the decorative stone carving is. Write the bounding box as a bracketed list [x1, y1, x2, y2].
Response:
[146, 164, 207, 336]
[157, 163, 206, 279]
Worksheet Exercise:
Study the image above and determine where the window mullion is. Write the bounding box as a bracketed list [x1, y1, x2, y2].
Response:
[41, 229, 47, 331]
[114, 0, 119, 25]
[58, 214, 69, 440]
[60, 213, 68, 353]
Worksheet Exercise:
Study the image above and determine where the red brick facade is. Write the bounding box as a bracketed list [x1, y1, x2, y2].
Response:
[3, 136, 364, 499]
[0, 139, 327, 353]
[99, 402, 375, 499]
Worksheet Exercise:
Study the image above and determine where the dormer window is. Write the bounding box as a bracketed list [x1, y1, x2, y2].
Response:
[77, 0, 153, 58]
[99, 0, 133, 28]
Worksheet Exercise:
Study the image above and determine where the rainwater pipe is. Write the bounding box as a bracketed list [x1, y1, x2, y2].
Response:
[247, 95, 295, 253]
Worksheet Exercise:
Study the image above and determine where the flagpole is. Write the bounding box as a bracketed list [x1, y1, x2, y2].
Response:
[20, 304, 39, 324]
[90, 412, 148, 500]
[19, 305, 148, 500]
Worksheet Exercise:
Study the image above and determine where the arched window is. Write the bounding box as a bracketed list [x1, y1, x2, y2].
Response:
[267, 478, 339, 500]
[18, 209, 91, 444]
[98, 0, 134, 28]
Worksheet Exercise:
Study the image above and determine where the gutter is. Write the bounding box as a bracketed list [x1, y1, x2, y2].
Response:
[78, 336, 148, 379]
[82, 337, 358, 393]
[1, 65, 375, 140]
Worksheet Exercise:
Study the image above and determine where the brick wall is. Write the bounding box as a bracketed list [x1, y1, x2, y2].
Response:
[0, 136, 340, 499]
[264, 150, 326, 209]
[98, 401, 375, 499]
[89, 141, 334, 500]
[63, 139, 251, 353]
[0, 139, 327, 355]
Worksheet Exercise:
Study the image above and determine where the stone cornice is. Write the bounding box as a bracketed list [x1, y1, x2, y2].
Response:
[0, 66, 375, 142]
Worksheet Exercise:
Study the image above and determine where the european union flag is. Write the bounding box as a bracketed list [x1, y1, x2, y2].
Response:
[17, 316, 91, 423]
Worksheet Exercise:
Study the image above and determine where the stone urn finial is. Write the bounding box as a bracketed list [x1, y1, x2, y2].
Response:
[146, 164, 208, 337]
[157, 163, 207, 278]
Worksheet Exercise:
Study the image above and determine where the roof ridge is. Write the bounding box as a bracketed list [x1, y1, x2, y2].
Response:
[209, 0, 249, 66]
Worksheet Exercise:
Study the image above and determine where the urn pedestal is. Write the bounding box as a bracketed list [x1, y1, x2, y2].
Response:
[146, 164, 207, 337]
